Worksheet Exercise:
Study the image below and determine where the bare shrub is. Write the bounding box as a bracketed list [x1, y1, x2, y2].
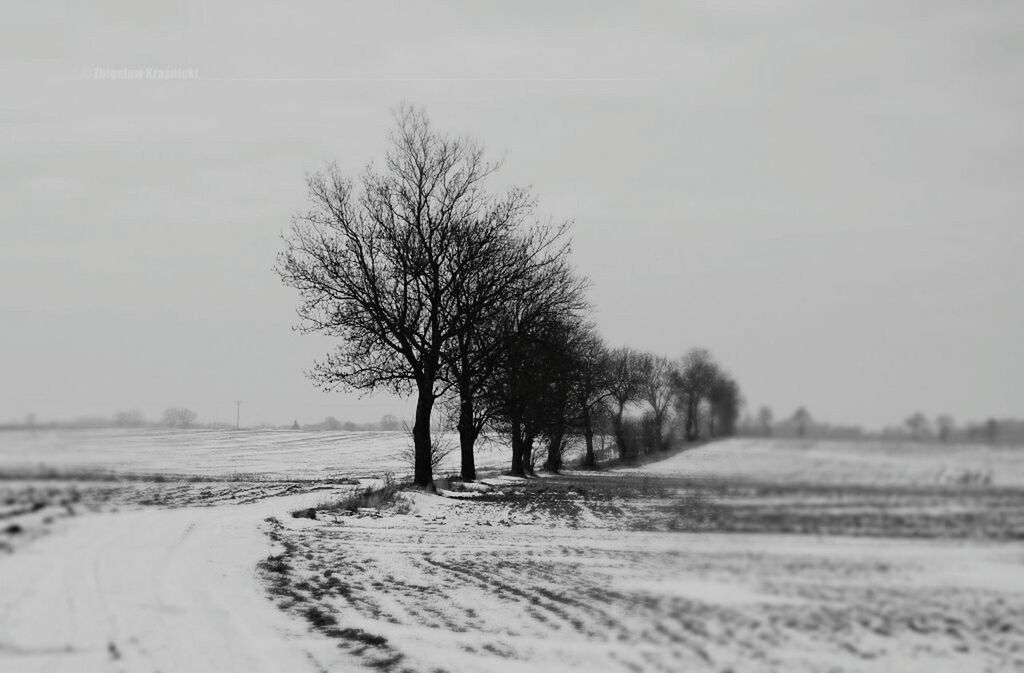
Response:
[393, 419, 454, 475]
[161, 407, 197, 428]
[313, 473, 414, 514]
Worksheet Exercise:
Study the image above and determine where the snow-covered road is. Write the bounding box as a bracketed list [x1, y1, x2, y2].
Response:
[0, 496, 339, 673]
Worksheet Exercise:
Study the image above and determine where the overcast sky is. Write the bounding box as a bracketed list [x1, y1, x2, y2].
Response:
[2, 1, 1021, 429]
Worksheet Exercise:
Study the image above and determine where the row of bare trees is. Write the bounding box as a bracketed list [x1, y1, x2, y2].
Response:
[602, 347, 741, 461]
[278, 107, 741, 489]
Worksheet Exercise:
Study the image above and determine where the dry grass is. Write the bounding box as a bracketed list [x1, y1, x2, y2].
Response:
[302, 474, 414, 516]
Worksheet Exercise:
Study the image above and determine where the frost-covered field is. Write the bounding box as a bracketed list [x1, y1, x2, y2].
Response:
[2, 436, 1023, 672]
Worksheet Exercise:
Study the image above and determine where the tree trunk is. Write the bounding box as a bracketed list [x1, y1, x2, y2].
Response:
[510, 417, 526, 477]
[686, 396, 699, 442]
[545, 425, 564, 473]
[582, 407, 596, 469]
[412, 384, 435, 489]
[613, 405, 629, 460]
[655, 410, 670, 451]
[523, 430, 537, 476]
[457, 394, 477, 482]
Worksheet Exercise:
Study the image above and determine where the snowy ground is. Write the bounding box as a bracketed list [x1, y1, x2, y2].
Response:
[263, 463, 1024, 673]
[0, 428, 519, 480]
[628, 438, 1024, 488]
[0, 488, 356, 672]
[2, 435, 1023, 672]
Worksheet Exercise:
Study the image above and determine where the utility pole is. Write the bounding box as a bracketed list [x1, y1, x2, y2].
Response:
[234, 400, 242, 430]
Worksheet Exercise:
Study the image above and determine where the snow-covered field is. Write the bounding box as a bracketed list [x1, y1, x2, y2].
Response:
[0, 428, 513, 480]
[267, 494, 1023, 673]
[2, 435, 1023, 672]
[631, 438, 1024, 488]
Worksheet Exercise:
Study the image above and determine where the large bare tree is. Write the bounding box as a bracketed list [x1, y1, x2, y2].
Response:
[480, 260, 587, 477]
[441, 213, 573, 482]
[278, 107, 507, 489]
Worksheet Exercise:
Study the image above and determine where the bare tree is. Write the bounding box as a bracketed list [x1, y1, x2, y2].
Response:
[605, 347, 645, 460]
[162, 407, 197, 429]
[539, 319, 607, 474]
[536, 320, 579, 474]
[279, 106, 514, 489]
[480, 262, 588, 477]
[758, 406, 774, 437]
[985, 418, 1000, 445]
[905, 412, 928, 440]
[568, 328, 611, 468]
[671, 348, 718, 442]
[936, 414, 954, 443]
[113, 410, 145, 428]
[441, 209, 574, 482]
[636, 353, 675, 452]
[792, 406, 811, 438]
[708, 373, 742, 437]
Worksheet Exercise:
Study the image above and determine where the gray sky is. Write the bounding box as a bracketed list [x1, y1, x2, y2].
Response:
[2, 1, 1021, 428]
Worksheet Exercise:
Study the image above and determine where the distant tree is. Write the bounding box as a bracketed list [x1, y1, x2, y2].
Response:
[162, 407, 197, 429]
[343, 421, 358, 432]
[671, 348, 718, 442]
[568, 329, 611, 469]
[291, 420, 300, 430]
[791, 406, 811, 438]
[905, 412, 928, 440]
[636, 353, 675, 452]
[322, 416, 342, 431]
[985, 418, 1000, 445]
[707, 373, 741, 437]
[604, 347, 646, 460]
[936, 414, 954, 443]
[113, 410, 145, 427]
[537, 319, 587, 474]
[758, 406, 774, 437]
[380, 414, 401, 431]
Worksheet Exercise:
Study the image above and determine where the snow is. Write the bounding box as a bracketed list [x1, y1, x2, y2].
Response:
[0, 492, 346, 673]
[267, 491, 1024, 672]
[622, 438, 1024, 487]
[2, 435, 1024, 672]
[0, 428, 513, 480]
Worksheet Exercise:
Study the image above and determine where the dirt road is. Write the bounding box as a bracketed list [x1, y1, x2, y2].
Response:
[0, 495, 339, 673]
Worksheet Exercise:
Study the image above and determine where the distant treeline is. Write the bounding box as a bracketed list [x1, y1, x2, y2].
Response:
[0, 410, 406, 433]
[738, 406, 1022, 445]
